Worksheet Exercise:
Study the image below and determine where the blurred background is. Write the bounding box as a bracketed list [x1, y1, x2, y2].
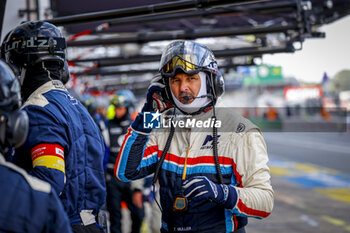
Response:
[1, 0, 350, 232]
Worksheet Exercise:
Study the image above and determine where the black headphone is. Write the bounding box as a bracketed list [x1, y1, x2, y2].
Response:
[0, 110, 29, 149]
[0, 59, 29, 151]
[60, 60, 70, 85]
[206, 69, 225, 104]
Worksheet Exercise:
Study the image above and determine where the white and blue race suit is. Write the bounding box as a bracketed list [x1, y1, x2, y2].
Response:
[115, 107, 274, 233]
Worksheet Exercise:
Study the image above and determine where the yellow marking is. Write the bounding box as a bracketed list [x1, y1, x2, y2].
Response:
[294, 163, 339, 175]
[33, 155, 65, 174]
[314, 188, 350, 204]
[294, 163, 318, 173]
[182, 146, 191, 181]
[344, 225, 350, 232]
[276, 191, 350, 232]
[321, 167, 339, 175]
[270, 167, 292, 176]
[321, 215, 350, 232]
[321, 215, 345, 226]
[141, 220, 149, 233]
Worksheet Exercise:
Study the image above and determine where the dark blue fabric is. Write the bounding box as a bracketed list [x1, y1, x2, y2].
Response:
[92, 112, 110, 171]
[145, 85, 164, 112]
[14, 86, 106, 225]
[131, 112, 152, 134]
[131, 84, 166, 134]
[182, 176, 238, 209]
[30, 166, 65, 194]
[125, 133, 156, 180]
[103, 141, 110, 171]
[0, 163, 72, 232]
[107, 113, 132, 168]
[157, 170, 230, 232]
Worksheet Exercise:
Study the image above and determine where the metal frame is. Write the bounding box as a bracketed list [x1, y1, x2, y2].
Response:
[73, 63, 250, 76]
[46, 0, 350, 91]
[71, 44, 294, 67]
[47, 0, 271, 25]
[84, 1, 298, 34]
[72, 44, 294, 76]
[81, 60, 257, 91]
[67, 24, 298, 47]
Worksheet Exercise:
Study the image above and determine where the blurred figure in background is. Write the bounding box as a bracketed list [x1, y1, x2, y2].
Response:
[85, 95, 110, 149]
[0, 59, 72, 233]
[145, 180, 161, 233]
[107, 90, 145, 233]
[2, 21, 106, 232]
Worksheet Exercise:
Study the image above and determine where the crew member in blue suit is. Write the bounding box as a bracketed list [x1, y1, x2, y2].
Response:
[0, 59, 72, 233]
[2, 21, 106, 233]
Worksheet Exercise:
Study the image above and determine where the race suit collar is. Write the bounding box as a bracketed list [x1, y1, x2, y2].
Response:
[22, 80, 67, 109]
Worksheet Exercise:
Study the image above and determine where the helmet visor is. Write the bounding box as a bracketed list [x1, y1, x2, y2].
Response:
[159, 41, 215, 77]
[162, 56, 199, 74]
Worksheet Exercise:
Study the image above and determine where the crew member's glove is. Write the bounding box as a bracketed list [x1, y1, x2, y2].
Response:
[142, 75, 172, 112]
[132, 75, 172, 133]
[182, 176, 238, 209]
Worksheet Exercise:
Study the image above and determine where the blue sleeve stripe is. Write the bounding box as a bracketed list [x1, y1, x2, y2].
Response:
[231, 208, 263, 218]
[225, 210, 234, 233]
[116, 129, 158, 181]
[115, 129, 137, 181]
[161, 160, 232, 175]
[139, 147, 158, 170]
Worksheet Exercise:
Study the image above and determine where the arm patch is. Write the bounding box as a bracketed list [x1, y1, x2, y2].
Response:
[31, 144, 65, 173]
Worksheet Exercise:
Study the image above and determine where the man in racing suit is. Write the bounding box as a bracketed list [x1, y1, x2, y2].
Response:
[2, 21, 106, 232]
[114, 41, 273, 233]
[0, 59, 72, 233]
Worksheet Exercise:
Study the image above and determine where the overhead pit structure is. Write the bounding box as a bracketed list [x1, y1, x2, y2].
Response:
[35, 0, 350, 90]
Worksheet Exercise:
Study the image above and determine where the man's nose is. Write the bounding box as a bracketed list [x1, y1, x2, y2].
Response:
[180, 81, 189, 92]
